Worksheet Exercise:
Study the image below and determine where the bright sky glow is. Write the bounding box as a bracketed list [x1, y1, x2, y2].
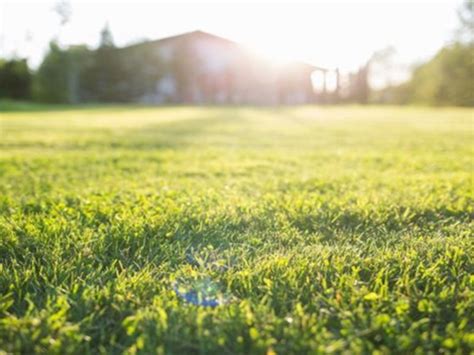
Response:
[0, 0, 462, 74]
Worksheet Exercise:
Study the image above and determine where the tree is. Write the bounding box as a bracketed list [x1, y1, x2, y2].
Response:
[344, 64, 370, 104]
[32, 42, 69, 102]
[379, 0, 474, 106]
[53, 0, 72, 26]
[0, 58, 32, 100]
[368, 46, 397, 90]
[402, 0, 474, 106]
[86, 24, 124, 102]
[408, 43, 474, 106]
[34, 1, 81, 103]
[33, 24, 164, 104]
[457, 0, 474, 43]
[33, 42, 92, 103]
[99, 23, 115, 48]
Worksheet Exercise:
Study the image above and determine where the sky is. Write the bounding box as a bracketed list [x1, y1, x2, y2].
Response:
[0, 0, 463, 78]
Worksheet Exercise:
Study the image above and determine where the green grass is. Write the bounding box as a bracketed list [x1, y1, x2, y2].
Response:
[0, 105, 473, 354]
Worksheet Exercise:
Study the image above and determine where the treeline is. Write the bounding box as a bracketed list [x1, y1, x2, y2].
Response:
[373, 42, 473, 106]
[35, 24, 170, 103]
[2, 39, 471, 107]
[32, 41, 163, 103]
[373, 1, 473, 107]
[0, 25, 166, 104]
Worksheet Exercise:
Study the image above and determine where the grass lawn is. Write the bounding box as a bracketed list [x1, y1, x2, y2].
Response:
[0, 105, 473, 354]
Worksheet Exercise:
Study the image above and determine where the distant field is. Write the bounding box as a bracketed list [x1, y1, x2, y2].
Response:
[0, 105, 473, 354]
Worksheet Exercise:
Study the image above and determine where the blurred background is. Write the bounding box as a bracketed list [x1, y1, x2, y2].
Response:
[0, 0, 472, 106]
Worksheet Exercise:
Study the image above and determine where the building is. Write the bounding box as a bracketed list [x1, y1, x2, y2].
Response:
[118, 30, 327, 105]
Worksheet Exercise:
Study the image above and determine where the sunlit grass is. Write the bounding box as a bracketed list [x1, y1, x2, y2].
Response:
[0, 105, 473, 353]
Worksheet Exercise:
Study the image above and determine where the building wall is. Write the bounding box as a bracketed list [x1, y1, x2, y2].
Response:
[137, 33, 316, 105]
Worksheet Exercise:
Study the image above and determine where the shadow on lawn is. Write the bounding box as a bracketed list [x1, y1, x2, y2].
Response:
[1, 108, 248, 152]
[0, 100, 228, 113]
[0, 100, 160, 113]
[82, 201, 472, 274]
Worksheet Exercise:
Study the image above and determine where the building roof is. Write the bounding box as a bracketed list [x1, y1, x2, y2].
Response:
[123, 30, 237, 50]
[121, 30, 327, 71]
